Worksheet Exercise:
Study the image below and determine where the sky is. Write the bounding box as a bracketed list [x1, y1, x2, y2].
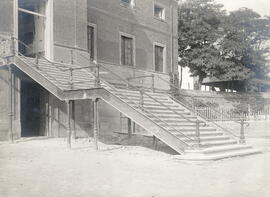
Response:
[216, 0, 270, 16]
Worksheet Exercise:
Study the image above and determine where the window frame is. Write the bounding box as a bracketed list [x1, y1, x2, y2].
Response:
[153, 42, 166, 73]
[153, 2, 166, 21]
[87, 23, 97, 61]
[119, 32, 136, 67]
[120, 0, 135, 8]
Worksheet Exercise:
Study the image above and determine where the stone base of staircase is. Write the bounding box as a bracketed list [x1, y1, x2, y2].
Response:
[174, 144, 262, 161]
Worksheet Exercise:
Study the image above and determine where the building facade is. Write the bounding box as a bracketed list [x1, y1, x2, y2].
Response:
[0, 0, 178, 141]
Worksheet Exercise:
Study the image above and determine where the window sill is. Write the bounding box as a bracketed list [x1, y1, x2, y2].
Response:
[120, 2, 135, 10]
[154, 17, 166, 23]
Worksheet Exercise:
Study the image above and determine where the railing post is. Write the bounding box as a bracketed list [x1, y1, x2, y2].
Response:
[126, 78, 130, 89]
[10, 36, 15, 56]
[70, 50, 74, 65]
[95, 64, 101, 88]
[35, 53, 39, 67]
[8, 66, 13, 143]
[69, 68, 74, 89]
[239, 119, 246, 144]
[93, 98, 99, 150]
[195, 119, 201, 147]
[139, 90, 144, 109]
[191, 96, 195, 111]
[151, 74, 155, 92]
[66, 100, 71, 149]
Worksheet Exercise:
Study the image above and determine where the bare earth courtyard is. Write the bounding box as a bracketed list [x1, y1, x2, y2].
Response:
[1, 136, 270, 197]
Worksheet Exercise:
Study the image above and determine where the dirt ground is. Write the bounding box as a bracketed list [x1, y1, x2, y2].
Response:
[1, 135, 270, 197]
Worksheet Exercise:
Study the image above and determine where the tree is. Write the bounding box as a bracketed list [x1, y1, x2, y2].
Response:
[178, 0, 226, 89]
[178, 0, 270, 91]
[218, 8, 270, 90]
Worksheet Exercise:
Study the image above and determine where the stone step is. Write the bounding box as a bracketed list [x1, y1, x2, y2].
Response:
[125, 100, 175, 106]
[178, 148, 262, 161]
[193, 139, 238, 147]
[116, 89, 167, 97]
[148, 113, 191, 118]
[116, 94, 170, 102]
[174, 131, 224, 137]
[146, 108, 186, 113]
[179, 135, 230, 142]
[150, 117, 197, 122]
[186, 144, 253, 154]
[168, 127, 217, 132]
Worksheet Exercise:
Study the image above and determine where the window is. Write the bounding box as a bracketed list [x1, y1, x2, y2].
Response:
[154, 44, 165, 72]
[154, 4, 165, 20]
[120, 0, 135, 8]
[121, 0, 131, 3]
[87, 25, 95, 60]
[121, 35, 134, 66]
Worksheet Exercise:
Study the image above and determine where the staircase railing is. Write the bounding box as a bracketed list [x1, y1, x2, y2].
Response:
[70, 51, 207, 147]
[157, 76, 247, 143]
[2, 35, 200, 150]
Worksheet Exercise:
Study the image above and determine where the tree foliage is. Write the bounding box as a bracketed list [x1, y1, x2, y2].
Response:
[178, 0, 270, 91]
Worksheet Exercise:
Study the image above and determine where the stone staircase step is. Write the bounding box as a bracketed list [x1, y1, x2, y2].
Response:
[177, 148, 262, 161]
[178, 135, 230, 142]
[196, 139, 237, 147]
[168, 127, 217, 132]
[175, 131, 224, 137]
[186, 144, 253, 154]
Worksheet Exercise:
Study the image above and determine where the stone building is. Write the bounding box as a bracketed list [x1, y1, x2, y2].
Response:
[0, 0, 261, 160]
[0, 0, 178, 141]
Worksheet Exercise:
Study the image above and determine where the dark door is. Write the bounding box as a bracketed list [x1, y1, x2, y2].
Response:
[21, 81, 42, 137]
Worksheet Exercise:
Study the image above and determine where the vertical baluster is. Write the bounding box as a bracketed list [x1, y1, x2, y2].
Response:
[93, 98, 99, 150]
[195, 119, 200, 147]
[8, 66, 13, 142]
[95, 64, 100, 88]
[35, 53, 39, 68]
[69, 68, 74, 89]
[239, 119, 246, 144]
[151, 74, 155, 92]
[66, 100, 71, 149]
[139, 90, 144, 109]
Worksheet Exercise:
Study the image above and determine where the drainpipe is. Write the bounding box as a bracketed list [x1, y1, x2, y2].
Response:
[170, 0, 174, 74]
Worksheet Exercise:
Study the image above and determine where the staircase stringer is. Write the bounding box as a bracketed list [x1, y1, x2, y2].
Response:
[100, 89, 190, 154]
[14, 56, 65, 100]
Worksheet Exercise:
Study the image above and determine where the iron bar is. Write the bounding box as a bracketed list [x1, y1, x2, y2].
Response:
[195, 118, 201, 146]
[93, 98, 99, 150]
[66, 100, 72, 149]
[8, 66, 13, 143]
[151, 74, 155, 92]
[239, 119, 246, 144]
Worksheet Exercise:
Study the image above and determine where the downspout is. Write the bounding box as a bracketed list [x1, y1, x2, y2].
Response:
[170, 0, 174, 74]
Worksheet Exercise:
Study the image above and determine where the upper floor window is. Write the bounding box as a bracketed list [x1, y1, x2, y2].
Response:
[154, 44, 166, 72]
[121, 35, 134, 66]
[120, 0, 135, 8]
[154, 4, 165, 20]
[87, 24, 96, 60]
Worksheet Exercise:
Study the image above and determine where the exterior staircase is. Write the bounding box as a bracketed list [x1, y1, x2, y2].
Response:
[0, 37, 261, 160]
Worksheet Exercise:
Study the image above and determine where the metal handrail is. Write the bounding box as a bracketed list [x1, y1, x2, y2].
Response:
[91, 65, 197, 144]
[75, 51, 203, 124]
[16, 51, 67, 88]
[8, 37, 100, 90]
[8, 36, 197, 147]
[157, 76, 246, 139]
[157, 76, 244, 123]
[72, 52, 200, 145]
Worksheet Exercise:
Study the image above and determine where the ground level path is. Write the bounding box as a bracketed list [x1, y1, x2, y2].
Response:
[1, 137, 270, 197]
